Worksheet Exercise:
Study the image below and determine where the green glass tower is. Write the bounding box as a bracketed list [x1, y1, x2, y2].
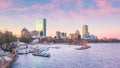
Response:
[36, 18, 46, 36]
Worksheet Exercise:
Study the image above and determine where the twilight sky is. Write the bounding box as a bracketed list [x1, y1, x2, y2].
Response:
[0, 0, 120, 39]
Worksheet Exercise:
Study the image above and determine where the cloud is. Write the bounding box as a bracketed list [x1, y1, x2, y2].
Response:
[0, 0, 120, 38]
[0, 0, 120, 19]
[68, 0, 120, 16]
[94, 0, 110, 8]
[0, 0, 13, 9]
[12, 7, 31, 12]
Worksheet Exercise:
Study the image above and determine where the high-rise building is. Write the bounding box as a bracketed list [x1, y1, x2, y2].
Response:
[82, 25, 89, 39]
[56, 31, 61, 39]
[36, 18, 46, 37]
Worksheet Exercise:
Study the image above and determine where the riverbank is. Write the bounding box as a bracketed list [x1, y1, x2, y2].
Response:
[0, 54, 16, 68]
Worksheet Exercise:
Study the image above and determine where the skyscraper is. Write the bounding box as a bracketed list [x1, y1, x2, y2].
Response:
[36, 18, 46, 37]
[56, 31, 61, 39]
[82, 25, 89, 39]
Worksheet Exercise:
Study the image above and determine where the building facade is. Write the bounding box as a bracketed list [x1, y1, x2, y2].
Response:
[36, 18, 46, 37]
[31, 30, 39, 38]
[69, 33, 74, 39]
[82, 25, 90, 39]
[74, 30, 81, 40]
[21, 28, 31, 38]
[56, 31, 61, 39]
[61, 32, 67, 39]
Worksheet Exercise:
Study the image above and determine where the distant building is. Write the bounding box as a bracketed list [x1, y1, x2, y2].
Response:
[21, 27, 31, 38]
[56, 31, 67, 40]
[5, 31, 12, 36]
[82, 25, 90, 39]
[74, 30, 81, 40]
[61, 32, 67, 39]
[56, 31, 61, 39]
[75, 30, 80, 35]
[31, 30, 39, 38]
[69, 33, 74, 39]
[36, 18, 46, 37]
[89, 35, 96, 40]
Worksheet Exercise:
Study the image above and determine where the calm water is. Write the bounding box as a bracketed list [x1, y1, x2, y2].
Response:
[12, 43, 120, 68]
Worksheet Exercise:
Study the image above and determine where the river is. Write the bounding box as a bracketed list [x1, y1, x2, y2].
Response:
[12, 43, 120, 68]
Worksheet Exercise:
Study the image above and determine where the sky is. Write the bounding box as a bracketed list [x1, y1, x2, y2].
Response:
[0, 0, 120, 39]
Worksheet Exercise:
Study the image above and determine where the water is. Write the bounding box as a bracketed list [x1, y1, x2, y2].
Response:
[12, 43, 120, 68]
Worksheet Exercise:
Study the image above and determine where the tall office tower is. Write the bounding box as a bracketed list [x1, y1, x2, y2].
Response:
[82, 25, 89, 39]
[36, 18, 46, 37]
[56, 31, 61, 39]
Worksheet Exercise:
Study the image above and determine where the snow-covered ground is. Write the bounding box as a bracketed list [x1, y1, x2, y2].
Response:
[12, 43, 120, 68]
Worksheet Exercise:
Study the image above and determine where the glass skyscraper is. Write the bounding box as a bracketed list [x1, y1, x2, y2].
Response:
[36, 18, 46, 37]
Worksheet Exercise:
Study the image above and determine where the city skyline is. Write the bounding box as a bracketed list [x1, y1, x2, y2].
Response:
[0, 0, 120, 39]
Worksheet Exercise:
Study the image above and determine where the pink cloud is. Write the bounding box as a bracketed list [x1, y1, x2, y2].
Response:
[68, 11, 85, 21]
[19, 15, 31, 20]
[52, 0, 75, 5]
[92, 0, 120, 15]
[109, 0, 120, 2]
[33, 13, 44, 18]
[0, 0, 13, 9]
[49, 10, 65, 19]
[94, 0, 110, 8]
[6, 3, 55, 12]
[52, 0, 83, 9]
[0, 0, 120, 19]
[12, 7, 32, 12]
[32, 4, 54, 10]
